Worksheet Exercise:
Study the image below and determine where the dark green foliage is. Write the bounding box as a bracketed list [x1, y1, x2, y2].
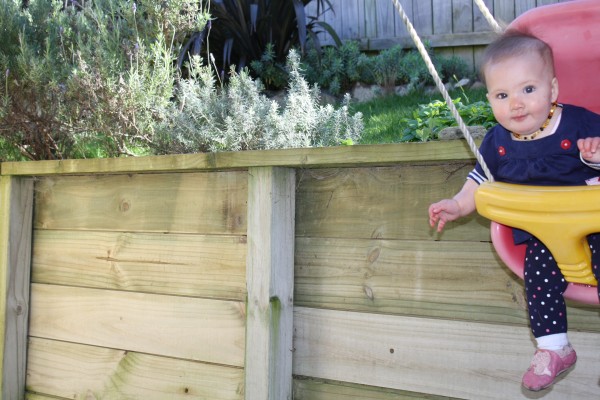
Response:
[439, 55, 472, 82]
[250, 43, 289, 90]
[397, 48, 437, 86]
[300, 40, 364, 95]
[180, 0, 336, 83]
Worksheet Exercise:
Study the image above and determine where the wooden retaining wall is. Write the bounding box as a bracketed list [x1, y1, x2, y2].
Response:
[1, 142, 599, 399]
[306, 0, 570, 70]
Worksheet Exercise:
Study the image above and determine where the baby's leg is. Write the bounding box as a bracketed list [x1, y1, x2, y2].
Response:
[587, 233, 600, 302]
[523, 237, 569, 338]
[521, 237, 576, 391]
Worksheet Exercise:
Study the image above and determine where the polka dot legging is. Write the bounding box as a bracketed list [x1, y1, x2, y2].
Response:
[524, 234, 600, 338]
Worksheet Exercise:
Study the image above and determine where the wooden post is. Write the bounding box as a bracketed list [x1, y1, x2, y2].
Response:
[0, 176, 34, 400]
[245, 167, 295, 400]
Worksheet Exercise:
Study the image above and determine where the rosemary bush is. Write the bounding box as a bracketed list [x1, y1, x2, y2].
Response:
[0, 0, 209, 160]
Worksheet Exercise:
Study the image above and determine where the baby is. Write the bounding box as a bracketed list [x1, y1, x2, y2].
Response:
[429, 32, 600, 391]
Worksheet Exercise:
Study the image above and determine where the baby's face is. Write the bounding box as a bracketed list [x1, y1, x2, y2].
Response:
[484, 52, 558, 136]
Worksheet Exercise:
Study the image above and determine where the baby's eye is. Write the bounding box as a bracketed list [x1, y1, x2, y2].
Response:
[495, 93, 508, 100]
[524, 86, 535, 94]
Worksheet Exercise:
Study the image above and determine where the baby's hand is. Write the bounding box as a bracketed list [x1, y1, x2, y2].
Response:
[578, 137, 600, 164]
[428, 199, 461, 233]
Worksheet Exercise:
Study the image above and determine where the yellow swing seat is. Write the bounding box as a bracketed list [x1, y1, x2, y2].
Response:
[475, 182, 600, 286]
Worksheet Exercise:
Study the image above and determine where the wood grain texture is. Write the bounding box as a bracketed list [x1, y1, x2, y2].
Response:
[295, 164, 489, 241]
[2, 141, 477, 176]
[293, 378, 460, 400]
[474, 0, 494, 32]
[26, 337, 244, 400]
[452, 0, 473, 34]
[432, 0, 453, 35]
[0, 177, 34, 400]
[34, 171, 247, 234]
[294, 237, 600, 331]
[28, 284, 246, 367]
[293, 307, 600, 400]
[32, 230, 246, 300]
[245, 168, 296, 400]
[493, 0, 516, 25]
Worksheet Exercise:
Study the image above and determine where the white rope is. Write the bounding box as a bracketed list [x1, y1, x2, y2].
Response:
[473, 0, 503, 33]
[391, 0, 494, 181]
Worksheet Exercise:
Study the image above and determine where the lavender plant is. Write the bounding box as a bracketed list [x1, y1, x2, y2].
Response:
[155, 50, 362, 153]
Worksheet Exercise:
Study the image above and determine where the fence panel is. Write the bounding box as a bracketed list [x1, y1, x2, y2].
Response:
[306, 0, 570, 70]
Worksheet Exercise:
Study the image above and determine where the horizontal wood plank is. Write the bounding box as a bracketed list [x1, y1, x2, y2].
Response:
[356, 32, 500, 51]
[295, 237, 600, 331]
[34, 172, 247, 234]
[295, 164, 489, 241]
[293, 377, 459, 399]
[25, 394, 62, 400]
[293, 307, 600, 400]
[28, 284, 246, 367]
[32, 230, 246, 300]
[26, 337, 244, 400]
[2, 142, 476, 176]
[295, 238, 524, 322]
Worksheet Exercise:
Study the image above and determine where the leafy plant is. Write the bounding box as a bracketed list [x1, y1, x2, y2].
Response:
[439, 55, 471, 82]
[300, 40, 364, 95]
[178, 0, 337, 86]
[155, 50, 363, 153]
[400, 97, 495, 142]
[249, 43, 289, 90]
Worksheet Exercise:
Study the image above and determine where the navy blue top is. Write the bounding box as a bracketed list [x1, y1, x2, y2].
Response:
[468, 104, 600, 243]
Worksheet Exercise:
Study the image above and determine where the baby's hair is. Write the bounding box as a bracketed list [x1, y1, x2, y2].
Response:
[479, 31, 555, 85]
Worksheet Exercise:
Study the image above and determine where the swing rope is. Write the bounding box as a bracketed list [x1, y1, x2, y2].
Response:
[390, 0, 498, 182]
[473, 0, 503, 34]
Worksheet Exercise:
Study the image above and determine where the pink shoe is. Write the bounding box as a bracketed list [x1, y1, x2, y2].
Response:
[522, 345, 577, 391]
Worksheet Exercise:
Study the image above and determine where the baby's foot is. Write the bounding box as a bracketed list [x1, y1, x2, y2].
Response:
[522, 345, 577, 391]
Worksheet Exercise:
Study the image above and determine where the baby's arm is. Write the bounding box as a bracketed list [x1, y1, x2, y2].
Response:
[429, 179, 478, 232]
[578, 137, 600, 164]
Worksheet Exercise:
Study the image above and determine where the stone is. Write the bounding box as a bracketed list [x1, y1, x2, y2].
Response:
[351, 83, 378, 103]
[437, 125, 487, 140]
[455, 78, 471, 88]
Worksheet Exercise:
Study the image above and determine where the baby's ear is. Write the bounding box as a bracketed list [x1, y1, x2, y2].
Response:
[551, 77, 559, 102]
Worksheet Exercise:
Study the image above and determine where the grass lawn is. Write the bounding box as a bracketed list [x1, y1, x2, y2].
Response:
[351, 87, 489, 144]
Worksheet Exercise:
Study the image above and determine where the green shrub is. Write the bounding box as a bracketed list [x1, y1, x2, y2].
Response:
[155, 50, 363, 153]
[438, 55, 471, 82]
[299, 40, 364, 95]
[369, 45, 406, 89]
[353, 45, 469, 92]
[180, 0, 337, 85]
[0, 0, 209, 160]
[400, 97, 495, 142]
[250, 43, 289, 90]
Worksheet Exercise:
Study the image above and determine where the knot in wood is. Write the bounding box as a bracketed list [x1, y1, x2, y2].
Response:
[119, 199, 131, 212]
